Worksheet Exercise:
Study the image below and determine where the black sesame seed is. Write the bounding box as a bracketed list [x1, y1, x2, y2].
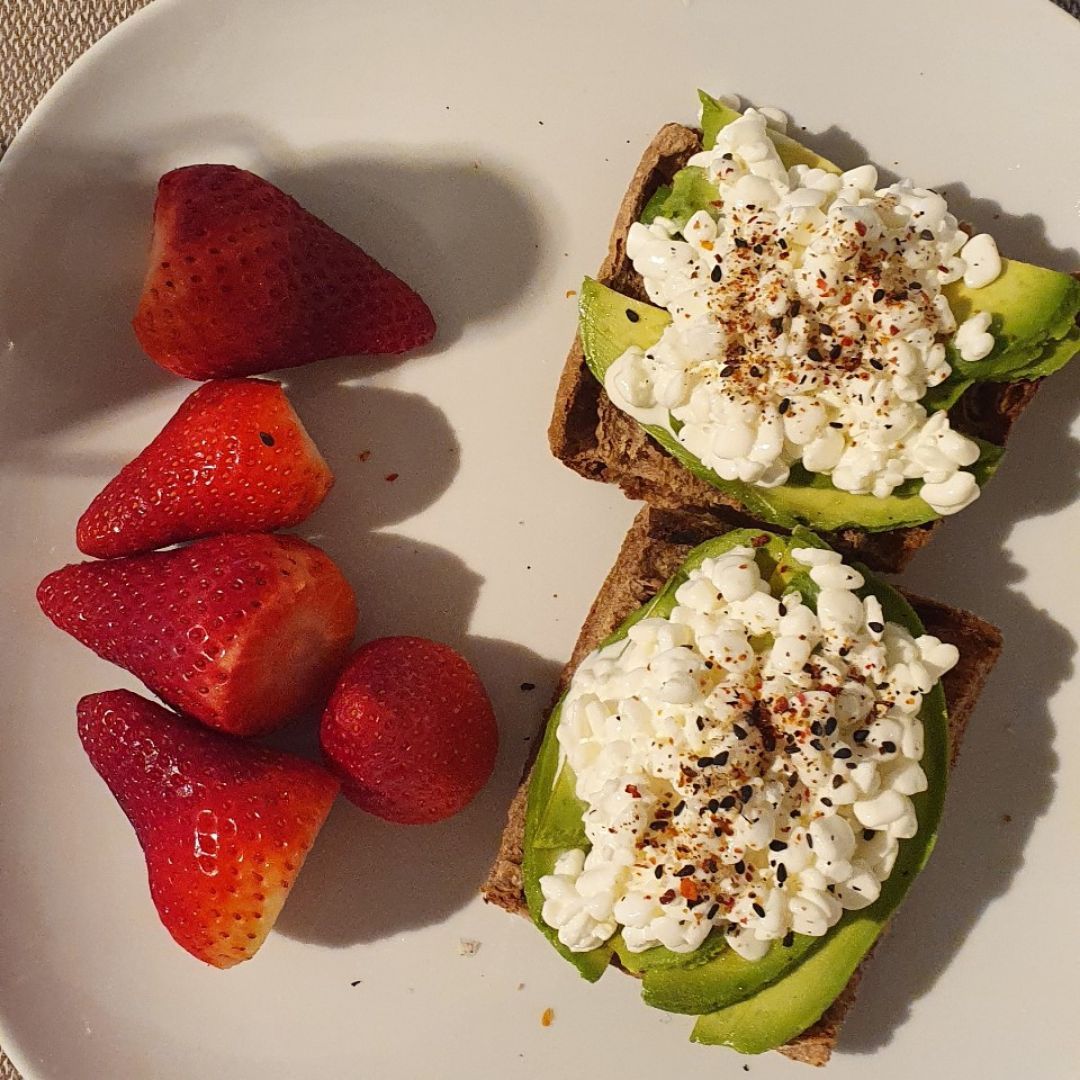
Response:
[776, 863, 788, 884]
[752, 903, 766, 918]
[625, 308, 640, 323]
[862, 828, 875, 841]
[920, 229, 934, 241]
[821, 797, 833, 807]
[810, 738, 825, 752]
[715, 751, 730, 767]
[829, 421, 843, 429]
[674, 800, 686, 816]
[829, 343, 843, 360]
[697, 756, 714, 769]
[720, 365, 735, 377]
[676, 865, 696, 878]
[834, 747, 853, 759]
[880, 740, 897, 754]
[733, 724, 748, 740]
[711, 264, 723, 283]
[649, 820, 666, 830]
[778, 238, 788, 250]
[910, 280, 922, 290]
[778, 602, 787, 617]
[869, 358, 884, 371]
[832, 774, 845, 789]
[708, 799, 721, 813]
[259, 431, 275, 447]
[769, 840, 788, 852]
[824, 718, 838, 736]
[779, 398, 790, 415]
[720, 795, 737, 810]
[807, 347, 823, 362]
[868, 621, 884, 633]
[753, 243, 764, 255]
[810, 720, 824, 737]
[872, 288, 886, 303]
[734, 237, 748, 249]
[853, 728, 870, 743]
[783, 930, 795, 947]
[819, 324, 833, 336]
[734, 860, 746, 875]
[806, 834, 814, 849]
[707, 903, 720, 920]
[748, 365, 763, 378]
[654, 865, 664, 879]
[740, 785, 753, 801]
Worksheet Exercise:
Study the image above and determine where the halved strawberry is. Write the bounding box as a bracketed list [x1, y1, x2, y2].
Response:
[133, 165, 436, 379]
[38, 534, 357, 736]
[320, 637, 498, 824]
[77, 379, 333, 559]
[78, 689, 339, 968]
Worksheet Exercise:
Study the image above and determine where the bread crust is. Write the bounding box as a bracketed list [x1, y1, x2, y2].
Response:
[548, 123, 1049, 573]
[481, 506, 1002, 1065]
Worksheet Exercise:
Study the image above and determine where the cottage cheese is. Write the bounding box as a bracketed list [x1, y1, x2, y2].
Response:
[605, 105, 1003, 516]
[539, 544, 957, 958]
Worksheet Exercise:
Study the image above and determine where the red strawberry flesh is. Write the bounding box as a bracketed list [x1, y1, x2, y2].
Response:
[77, 378, 333, 559]
[38, 533, 358, 736]
[133, 164, 436, 379]
[320, 636, 498, 824]
[78, 689, 339, 968]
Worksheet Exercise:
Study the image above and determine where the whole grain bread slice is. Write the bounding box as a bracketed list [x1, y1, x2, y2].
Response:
[482, 505, 1002, 1065]
[548, 123, 1049, 573]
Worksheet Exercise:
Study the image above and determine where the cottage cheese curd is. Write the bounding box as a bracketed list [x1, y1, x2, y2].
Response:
[539, 543, 957, 959]
[605, 105, 1003, 516]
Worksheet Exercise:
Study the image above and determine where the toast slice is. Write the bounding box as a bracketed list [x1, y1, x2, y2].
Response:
[482, 505, 1002, 1066]
[548, 123, 1047, 573]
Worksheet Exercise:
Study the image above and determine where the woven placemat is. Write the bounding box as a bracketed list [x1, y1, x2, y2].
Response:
[1, 0, 1078, 1077]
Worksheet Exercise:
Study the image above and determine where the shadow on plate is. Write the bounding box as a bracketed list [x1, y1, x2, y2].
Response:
[839, 355, 1080, 1056]
[0, 115, 546, 451]
[269, 529, 561, 947]
[796, 122, 1080, 270]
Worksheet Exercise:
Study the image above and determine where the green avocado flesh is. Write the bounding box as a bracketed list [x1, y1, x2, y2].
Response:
[579, 277, 1004, 532]
[522, 527, 949, 1053]
[589, 92, 1080, 533]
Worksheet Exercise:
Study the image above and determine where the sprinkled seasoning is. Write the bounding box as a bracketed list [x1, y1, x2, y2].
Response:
[539, 540, 957, 959]
[625, 308, 640, 323]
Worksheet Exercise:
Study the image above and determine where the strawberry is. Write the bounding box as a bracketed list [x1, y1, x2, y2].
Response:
[320, 636, 498, 824]
[78, 689, 339, 968]
[133, 165, 436, 379]
[38, 534, 357, 736]
[76, 379, 333, 559]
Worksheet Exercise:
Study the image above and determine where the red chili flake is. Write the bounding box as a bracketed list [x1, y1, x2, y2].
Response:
[854, 221, 867, 237]
[541, 1008, 555, 1027]
[751, 534, 770, 548]
[356, 450, 371, 462]
[680, 878, 700, 902]
[625, 784, 642, 799]
[385, 473, 399, 482]
[658, 889, 677, 905]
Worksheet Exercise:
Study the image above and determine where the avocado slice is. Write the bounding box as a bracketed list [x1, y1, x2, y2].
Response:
[522, 526, 949, 1053]
[579, 277, 1003, 532]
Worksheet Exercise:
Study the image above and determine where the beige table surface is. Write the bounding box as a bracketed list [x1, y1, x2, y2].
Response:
[2, 0, 1079, 1077]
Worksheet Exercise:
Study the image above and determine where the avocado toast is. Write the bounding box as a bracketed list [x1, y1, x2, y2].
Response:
[482, 505, 1001, 1065]
[549, 95, 1080, 572]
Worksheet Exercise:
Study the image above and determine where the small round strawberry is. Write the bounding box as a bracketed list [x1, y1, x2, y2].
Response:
[320, 637, 498, 824]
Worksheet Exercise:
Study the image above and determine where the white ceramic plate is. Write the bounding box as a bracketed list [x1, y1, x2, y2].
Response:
[2, 1, 1078, 1077]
